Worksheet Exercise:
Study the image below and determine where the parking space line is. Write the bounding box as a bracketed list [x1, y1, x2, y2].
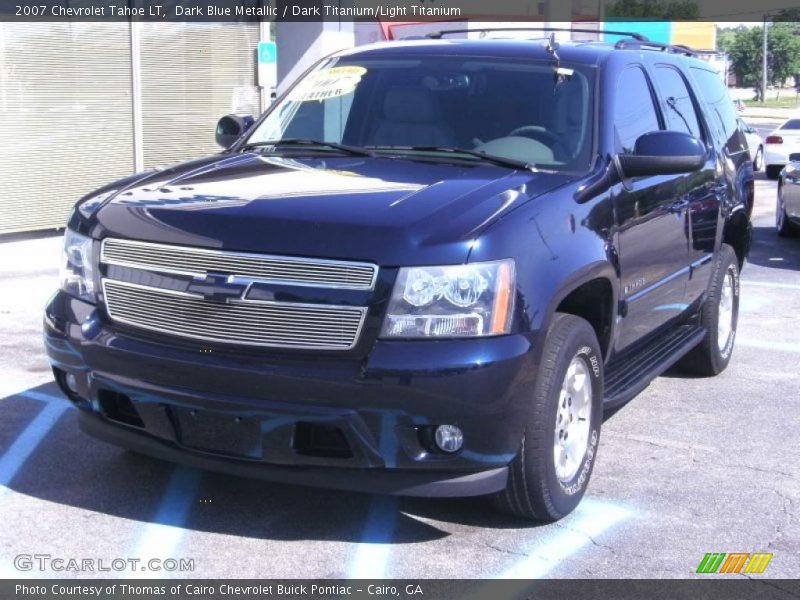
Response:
[742, 280, 800, 291]
[0, 382, 53, 401]
[349, 495, 399, 579]
[128, 466, 202, 579]
[738, 339, 800, 354]
[495, 498, 631, 579]
[18, 390, 66, 405]
[0, 402, 68, 491]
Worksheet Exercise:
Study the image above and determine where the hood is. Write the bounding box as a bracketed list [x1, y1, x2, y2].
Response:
[88, 152, 573, 265]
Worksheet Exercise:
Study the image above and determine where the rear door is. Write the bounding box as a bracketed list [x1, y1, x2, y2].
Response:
[611, 65, 692, 351]
[651, 63, 720, 304]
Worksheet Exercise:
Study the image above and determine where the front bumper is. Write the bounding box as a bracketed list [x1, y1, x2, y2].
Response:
[44, 291, 537, 497]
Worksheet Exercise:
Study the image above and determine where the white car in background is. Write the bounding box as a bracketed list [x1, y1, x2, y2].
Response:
[764, 118, 800, 179]
[738, 118, 764, 171]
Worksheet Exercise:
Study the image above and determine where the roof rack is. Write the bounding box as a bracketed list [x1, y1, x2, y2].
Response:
[426, 27, 648, 41]
[613, 39, 697, 57]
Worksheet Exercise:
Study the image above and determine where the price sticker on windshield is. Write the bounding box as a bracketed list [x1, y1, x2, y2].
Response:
[289, 66, 367, 102]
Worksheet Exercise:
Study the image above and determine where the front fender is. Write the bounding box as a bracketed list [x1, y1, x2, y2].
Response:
[469, 185, 619, 358]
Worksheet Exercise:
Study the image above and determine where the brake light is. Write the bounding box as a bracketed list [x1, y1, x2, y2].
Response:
[766, 135, 784, 144]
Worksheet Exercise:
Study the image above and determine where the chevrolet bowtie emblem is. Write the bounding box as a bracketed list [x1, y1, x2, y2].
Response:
[187, 273, 249, 303]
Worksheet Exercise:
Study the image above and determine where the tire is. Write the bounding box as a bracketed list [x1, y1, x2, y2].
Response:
[766, 165, 783, 180]
[492, 313, 603, 521]
[678, 244, 740, 377]
[753, 147, 764, 171]
[777, 184, 800, 237]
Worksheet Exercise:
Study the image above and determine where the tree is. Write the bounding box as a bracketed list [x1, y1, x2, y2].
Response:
[727, 27, 762, 89]
[726, 24, 800, 95]
[767, 24, 800, 90]
[716, 26, 745, 53]
[605, 0, 699, 19]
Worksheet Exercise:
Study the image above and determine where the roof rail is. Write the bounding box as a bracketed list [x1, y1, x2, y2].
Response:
[613, 39, 697, 57]
[426, 27, 648, 41]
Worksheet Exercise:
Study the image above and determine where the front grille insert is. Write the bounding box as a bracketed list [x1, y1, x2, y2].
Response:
[102, 280, 367, 350]
[101, 238, 378, 290]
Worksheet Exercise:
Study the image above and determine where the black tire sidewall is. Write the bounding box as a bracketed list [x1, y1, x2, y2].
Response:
[533, 317, 604, 517]
[706, 247, 740, 370]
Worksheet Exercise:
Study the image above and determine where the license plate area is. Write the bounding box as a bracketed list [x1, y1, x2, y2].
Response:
[172, 408, 262, 459]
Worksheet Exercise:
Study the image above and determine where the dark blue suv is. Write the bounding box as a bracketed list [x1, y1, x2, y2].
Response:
[45, 31, 753, 521]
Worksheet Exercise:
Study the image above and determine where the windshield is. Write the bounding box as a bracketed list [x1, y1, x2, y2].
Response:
[246, 55, 595, 172]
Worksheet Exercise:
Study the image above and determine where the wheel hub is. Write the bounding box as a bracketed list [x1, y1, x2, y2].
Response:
[553, 355, 592, 482]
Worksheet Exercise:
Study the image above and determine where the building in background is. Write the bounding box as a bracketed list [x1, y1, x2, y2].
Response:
[0, 22, 262, 234]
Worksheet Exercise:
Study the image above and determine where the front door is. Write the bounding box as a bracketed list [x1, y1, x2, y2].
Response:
[611, 65, 691, 351]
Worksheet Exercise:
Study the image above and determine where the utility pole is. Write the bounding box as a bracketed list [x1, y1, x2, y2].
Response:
[762, 16, 769, 104]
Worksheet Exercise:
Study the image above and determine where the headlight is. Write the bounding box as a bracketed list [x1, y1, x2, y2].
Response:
[381, 259, 515, 339]
[59, 229, 96, 303]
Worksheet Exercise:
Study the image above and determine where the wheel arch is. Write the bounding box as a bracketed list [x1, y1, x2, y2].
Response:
[723, 208, 752, 269]
[543, 263, 619, 362]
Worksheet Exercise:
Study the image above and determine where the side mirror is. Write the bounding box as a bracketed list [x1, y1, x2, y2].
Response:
[215, 114, 254, 149]
[617, 131, 706, 178]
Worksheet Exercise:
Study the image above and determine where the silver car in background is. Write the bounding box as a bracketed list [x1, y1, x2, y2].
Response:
[777, 152, 800, 237]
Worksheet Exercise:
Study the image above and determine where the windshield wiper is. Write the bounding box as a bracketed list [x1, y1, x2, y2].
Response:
[370, 145, 535, 171]
[242, 138, 375, 157]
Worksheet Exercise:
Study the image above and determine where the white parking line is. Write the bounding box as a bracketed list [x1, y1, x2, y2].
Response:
[742, 280, 800, 291]
[0, 382, 56, 401]
[495, 498, 632, 579]
[128, 466, 202, 579]
[349, 495, 399, 579]
[0, 402, 69, 492]
[18, 390, 65, 405]
[737, 338, 800, 354]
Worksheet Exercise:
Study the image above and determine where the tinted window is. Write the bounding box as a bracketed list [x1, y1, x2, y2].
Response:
[780, 119, 800, 130]
[655, 66, 702, 139]
[691, 67, 737, 140]
[614, 67, 661, 153]
[248, 56, 595, 172]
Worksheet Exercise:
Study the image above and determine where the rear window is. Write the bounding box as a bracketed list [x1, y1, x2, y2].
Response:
[780, 119, 800, 130]
[690, 67, 737, 141]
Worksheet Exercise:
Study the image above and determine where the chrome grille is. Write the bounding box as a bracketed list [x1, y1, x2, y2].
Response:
[102, 280, 367, 350]
[101, 238, 377, 290]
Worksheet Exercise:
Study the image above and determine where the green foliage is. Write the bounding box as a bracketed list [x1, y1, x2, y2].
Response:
[716, 26, 744, 53]
[725, 24, 800, 89]
[605, 0, 699, 19]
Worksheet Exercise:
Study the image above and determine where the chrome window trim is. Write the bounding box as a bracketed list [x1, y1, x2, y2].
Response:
[100, 238, 379, 291]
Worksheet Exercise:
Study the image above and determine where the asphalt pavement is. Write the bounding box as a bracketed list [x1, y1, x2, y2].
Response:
[0, 151, 797, 579]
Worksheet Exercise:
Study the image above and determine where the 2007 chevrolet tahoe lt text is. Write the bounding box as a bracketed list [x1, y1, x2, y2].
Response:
[45, 31, 753, 521]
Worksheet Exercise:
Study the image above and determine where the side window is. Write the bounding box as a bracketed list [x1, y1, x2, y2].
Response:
[691, 67, 738, 140]
[655, 66, 703, 139]
[614, 67, 661, 154]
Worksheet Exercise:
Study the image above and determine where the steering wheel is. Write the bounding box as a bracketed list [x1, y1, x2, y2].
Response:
[509, 125, 572, 162]
[509, 126, 560, 147]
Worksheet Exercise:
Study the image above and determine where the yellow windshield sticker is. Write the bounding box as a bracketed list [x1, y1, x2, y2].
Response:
[289, 66, 367, 102]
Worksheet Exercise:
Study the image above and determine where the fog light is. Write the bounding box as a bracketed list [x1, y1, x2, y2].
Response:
[434, 425, 463, 453]
[65, 372, 79, 393]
